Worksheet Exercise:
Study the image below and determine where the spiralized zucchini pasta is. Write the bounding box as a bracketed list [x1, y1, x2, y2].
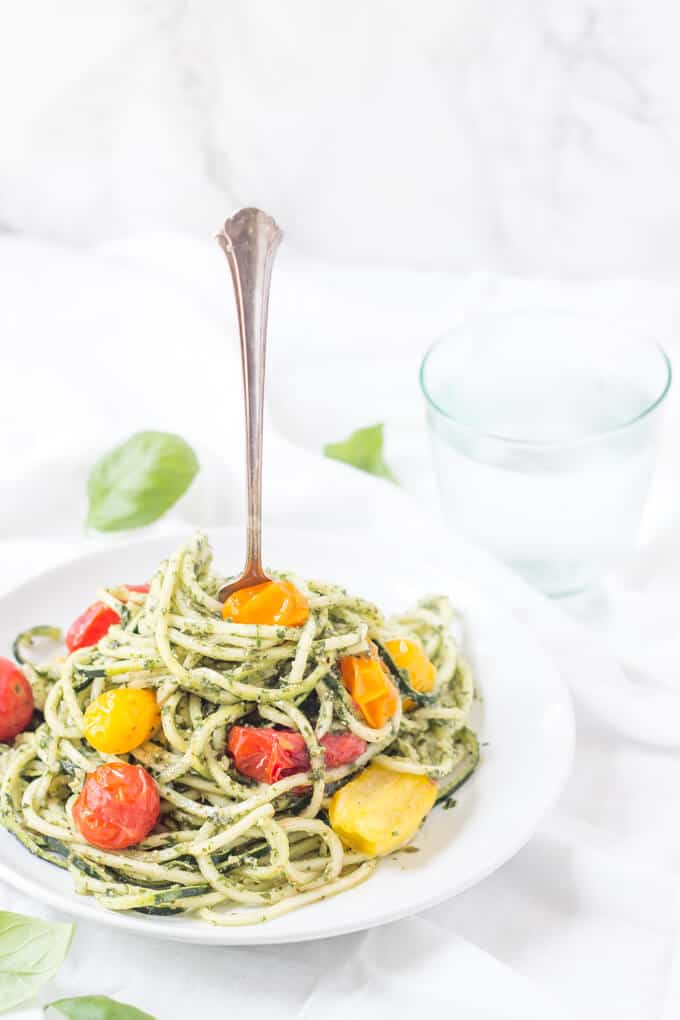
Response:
[0, 533, 479, 926]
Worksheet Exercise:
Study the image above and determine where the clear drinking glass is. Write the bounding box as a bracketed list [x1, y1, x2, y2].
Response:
[420, 310, 672, 596]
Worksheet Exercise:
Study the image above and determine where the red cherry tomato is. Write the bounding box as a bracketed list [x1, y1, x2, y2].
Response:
[0, 657, 34, 742]
[227, 727, 366, 784]
[123, 584, 150, 596]
[72, 762, 160, 850]
[227, 727, 304, 783]
[65, 602, 120, 653]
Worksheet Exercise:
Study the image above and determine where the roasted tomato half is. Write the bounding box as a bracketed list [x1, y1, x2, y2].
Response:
[227, 726, 366, 784]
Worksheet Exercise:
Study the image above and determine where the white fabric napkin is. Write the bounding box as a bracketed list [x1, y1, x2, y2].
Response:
[2, 233, 680, 1019]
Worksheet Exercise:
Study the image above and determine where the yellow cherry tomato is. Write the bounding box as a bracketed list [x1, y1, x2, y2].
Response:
[222, 580, 309, 627]
[384, 637, 436, 710]
[83, 688, 160, 754]
[328, 763, 437, 856]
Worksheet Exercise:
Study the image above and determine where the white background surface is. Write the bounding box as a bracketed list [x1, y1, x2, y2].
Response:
[1, 1, 680, 278]
[2, 4, 680, 1018]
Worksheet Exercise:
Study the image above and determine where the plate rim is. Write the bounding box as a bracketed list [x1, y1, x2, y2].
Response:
[0, 525, 575, 944]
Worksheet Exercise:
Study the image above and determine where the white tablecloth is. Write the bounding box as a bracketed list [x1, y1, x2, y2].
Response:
[2, 234, 680, 1020]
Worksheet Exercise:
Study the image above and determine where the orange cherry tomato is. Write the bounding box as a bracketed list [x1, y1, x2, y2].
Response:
[339, 646, 399, 729]
[72, 762, 160, 850]
[384, 638, 436, 710]
[0, 657, 34, 742]
[65, 603, 120, 653]
[222, 580, 309, 627]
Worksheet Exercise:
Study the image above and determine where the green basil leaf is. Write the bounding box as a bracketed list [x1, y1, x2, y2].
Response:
[324, 423, 396, 482]
[0, 911, 73, 1013]
[87, 431, 199, 532]
[49, 996, 156, 1020]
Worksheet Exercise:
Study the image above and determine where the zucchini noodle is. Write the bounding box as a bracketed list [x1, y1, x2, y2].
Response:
[0, 533, 480, 925]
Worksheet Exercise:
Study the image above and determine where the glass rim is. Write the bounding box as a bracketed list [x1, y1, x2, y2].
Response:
[419, 326, 673, 448]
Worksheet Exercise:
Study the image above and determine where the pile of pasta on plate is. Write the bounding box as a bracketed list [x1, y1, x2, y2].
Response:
[0, 533, 479, 926]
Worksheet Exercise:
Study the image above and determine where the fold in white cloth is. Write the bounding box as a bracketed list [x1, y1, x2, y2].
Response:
[2, 234, 680, 1019]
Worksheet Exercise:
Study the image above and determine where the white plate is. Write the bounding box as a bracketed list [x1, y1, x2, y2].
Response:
[0, 527, 574, 944]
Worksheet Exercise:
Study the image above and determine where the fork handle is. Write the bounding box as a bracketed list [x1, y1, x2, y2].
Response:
[217, 208, 283, 581]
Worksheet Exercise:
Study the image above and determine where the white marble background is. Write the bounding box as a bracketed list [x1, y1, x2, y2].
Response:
[1, 0, 680, 278]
